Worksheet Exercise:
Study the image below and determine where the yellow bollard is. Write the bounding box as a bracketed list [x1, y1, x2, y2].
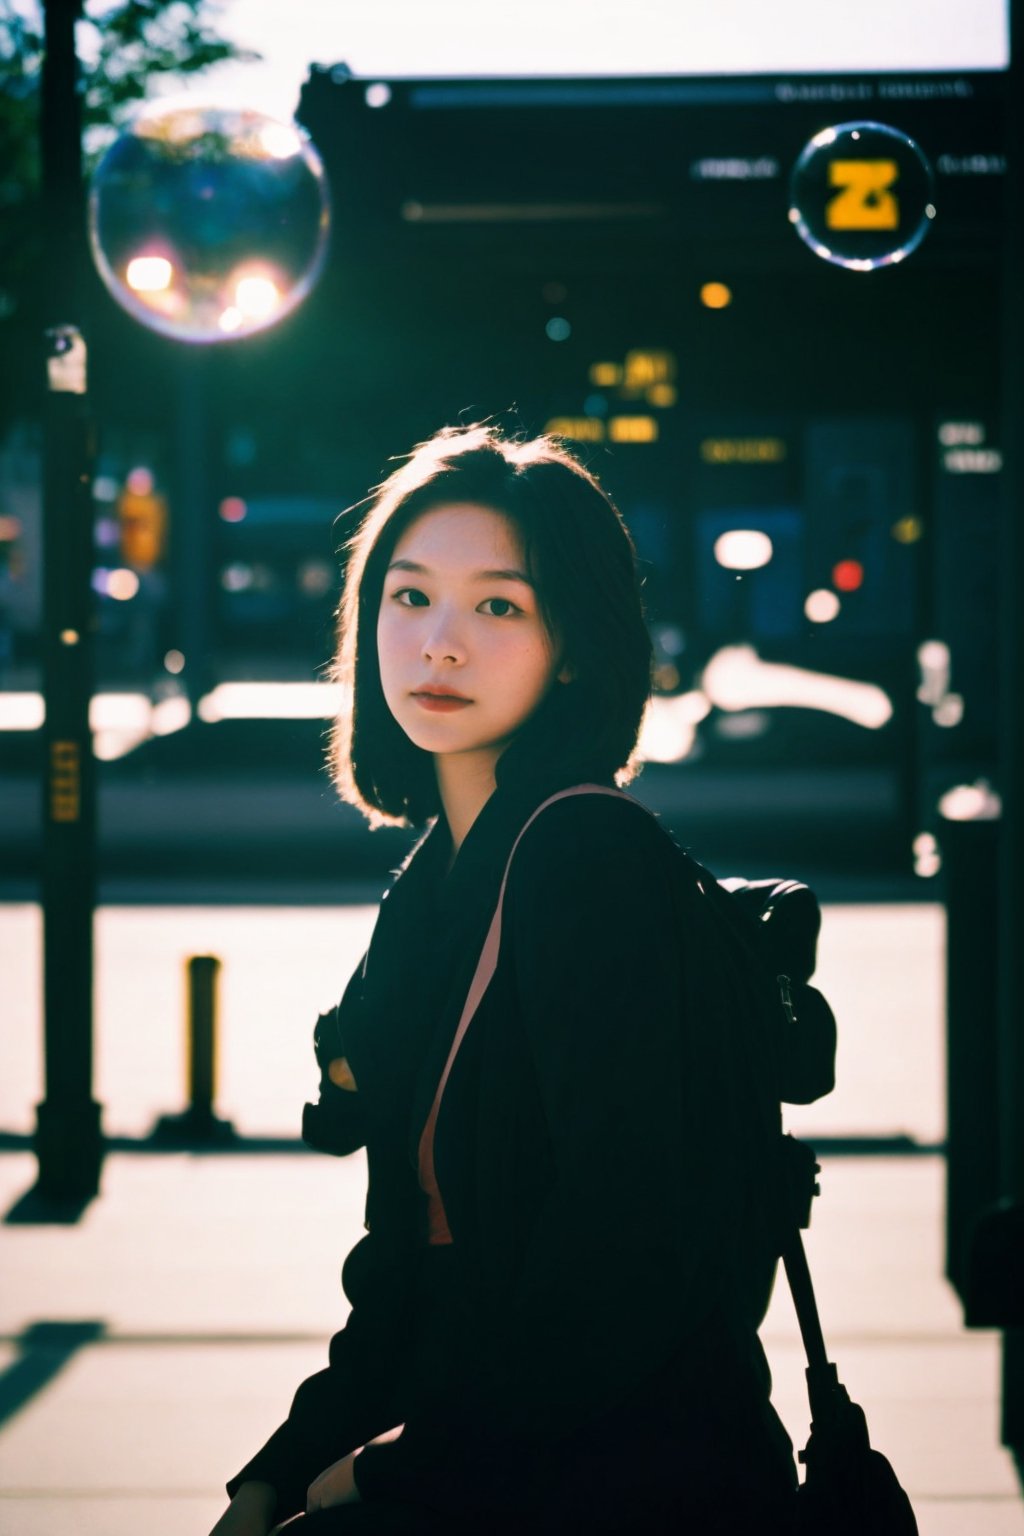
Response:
[150, 954, 236, 1146]
[186, 955, 220, 1124]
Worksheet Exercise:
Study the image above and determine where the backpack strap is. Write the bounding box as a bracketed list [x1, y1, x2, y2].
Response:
[417, 783, 638, 1243]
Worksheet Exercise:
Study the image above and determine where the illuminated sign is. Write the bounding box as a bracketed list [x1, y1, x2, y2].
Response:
[544, 417, 605, 442]
[943, 448, 1003, 474]
[827, 160, 899, 231]
[937, 421, 984, 446]
[50, 740, 81, 823]
[118, 486, 167, 569]
[937, 420, 1001, 473]
[936, 154, 1005, 176]
[609, 416, 659, 443]
[700, 437, 787, 464]
[575, 353, 677, 439]
[623, 350, 675, 389]
[690, 157, 778, 180]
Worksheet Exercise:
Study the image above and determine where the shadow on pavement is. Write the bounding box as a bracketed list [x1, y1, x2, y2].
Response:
[0, 1319, 105, 1429]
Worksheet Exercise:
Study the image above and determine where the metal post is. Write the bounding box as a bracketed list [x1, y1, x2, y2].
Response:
[173, 350, 217, 706]
[186, 955, 220, 1130]
[943, 817, 1001, 1300]
[150, 955, 236, 1145]
[33, 0, 103, 1201]
[996, 0, 1024, 1465]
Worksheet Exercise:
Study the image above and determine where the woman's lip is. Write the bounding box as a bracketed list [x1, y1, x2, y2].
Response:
[412, 693, 472, 710]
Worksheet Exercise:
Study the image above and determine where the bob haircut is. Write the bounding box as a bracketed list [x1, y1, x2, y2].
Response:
[327, 422, 653, 829]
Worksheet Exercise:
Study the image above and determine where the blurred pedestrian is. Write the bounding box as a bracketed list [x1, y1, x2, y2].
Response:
[211, 423, 798, 1536]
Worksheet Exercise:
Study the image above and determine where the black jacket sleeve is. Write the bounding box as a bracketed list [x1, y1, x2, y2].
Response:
[226, 957, 402, 1521]
[225, 1221, 421, 1520]
[351, 797, 712, 1508]
[224, 1325, 398, 1521]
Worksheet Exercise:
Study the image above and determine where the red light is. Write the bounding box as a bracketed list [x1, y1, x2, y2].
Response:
[832, 559, 864, 593]
[219, 497, 247, 523]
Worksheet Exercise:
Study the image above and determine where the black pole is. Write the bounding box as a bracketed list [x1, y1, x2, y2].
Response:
[996, 0, 1024, 1464]
[943, 817, 1001, 1300]
[186, 955, 219, 1130]
[34, 0, 104, 1201]
[173, 349, 217, 706]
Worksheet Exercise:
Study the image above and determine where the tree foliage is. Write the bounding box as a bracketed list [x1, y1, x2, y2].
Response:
[0, 1, 259, 347]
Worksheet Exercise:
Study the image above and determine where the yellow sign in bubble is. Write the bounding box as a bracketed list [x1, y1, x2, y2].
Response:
[827, 160, 900, 231]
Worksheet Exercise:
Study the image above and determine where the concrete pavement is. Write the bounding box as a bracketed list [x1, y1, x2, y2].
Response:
[1, 898, 1021, 1533]
[1, 1150, 1021, 1535]
[0, 900, 947, 1145]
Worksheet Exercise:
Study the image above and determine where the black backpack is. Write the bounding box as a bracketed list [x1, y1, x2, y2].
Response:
[695, 861, 918, 1536]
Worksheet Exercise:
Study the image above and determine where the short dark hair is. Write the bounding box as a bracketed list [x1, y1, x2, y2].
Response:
[327, 422, 653, 828]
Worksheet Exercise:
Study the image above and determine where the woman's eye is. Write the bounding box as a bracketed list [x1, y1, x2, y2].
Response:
[479, 597, 521, 618]
[388, 588, 521, 617]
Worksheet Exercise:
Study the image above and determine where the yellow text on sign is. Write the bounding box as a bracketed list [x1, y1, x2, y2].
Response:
[50, 740, 80, 823]
[827, 160, 900, 231]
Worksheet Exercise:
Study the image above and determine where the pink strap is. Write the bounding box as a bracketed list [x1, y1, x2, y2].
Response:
[418, 783, 647, 1243]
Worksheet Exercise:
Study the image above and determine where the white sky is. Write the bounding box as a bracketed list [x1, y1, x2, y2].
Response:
[176, 0, 1009, 124]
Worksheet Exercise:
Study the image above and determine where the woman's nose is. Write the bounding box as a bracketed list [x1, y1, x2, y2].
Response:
[422, 612, 465, 664]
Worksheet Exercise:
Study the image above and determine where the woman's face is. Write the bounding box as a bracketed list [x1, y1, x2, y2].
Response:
[377, 502, 568, 766]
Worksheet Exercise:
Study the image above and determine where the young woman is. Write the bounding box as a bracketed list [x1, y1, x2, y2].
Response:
[212, 423, 799, 1536]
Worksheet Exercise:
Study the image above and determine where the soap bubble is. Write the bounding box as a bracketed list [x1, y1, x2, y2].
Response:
[788, 120, 936, 271]
[88, 102, 331, 343]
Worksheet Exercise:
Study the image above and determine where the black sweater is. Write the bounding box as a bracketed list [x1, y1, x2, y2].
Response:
[226, 768, 796, 1525]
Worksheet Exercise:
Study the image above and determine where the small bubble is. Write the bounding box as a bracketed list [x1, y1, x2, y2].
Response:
[789, 120, 936, 271]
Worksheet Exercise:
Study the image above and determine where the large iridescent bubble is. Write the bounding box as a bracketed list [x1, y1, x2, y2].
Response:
[88, 102, 331, 343]
[788, 120, 936, 271]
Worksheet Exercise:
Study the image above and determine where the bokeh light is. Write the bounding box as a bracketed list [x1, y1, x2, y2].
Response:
[805, 589, 841, 623]
[89, 103, 331, 344]
[832, 558, 864, 592]
[126, 256, 173, 292]
[891, 515, 924, 544]
[126, 466, 154, 495]
[107, 568, 141, 601]
[789, 120, 936, 271]
[700, 281, 733, 309]
[714, 530, 773, 571]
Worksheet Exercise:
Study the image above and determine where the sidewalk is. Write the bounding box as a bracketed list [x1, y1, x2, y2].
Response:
[1, 897, 1021, 1534]
[1, 1148, 1022, 1536]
